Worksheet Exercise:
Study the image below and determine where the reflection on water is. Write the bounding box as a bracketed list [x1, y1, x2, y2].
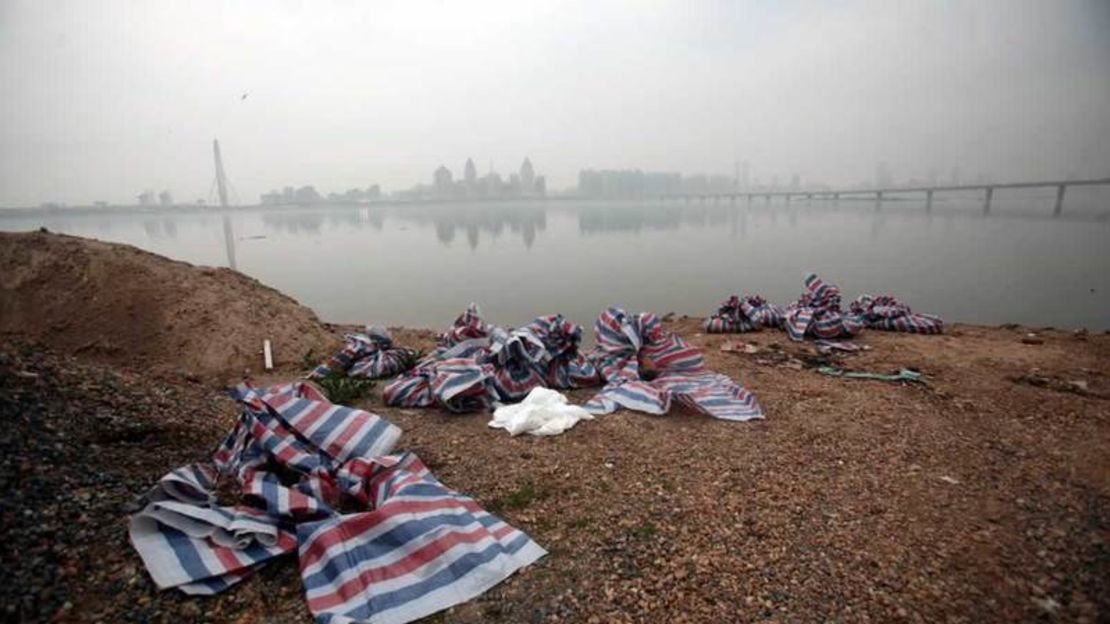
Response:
[222, 215, 237, 271]
[2, 192, 1108, 331]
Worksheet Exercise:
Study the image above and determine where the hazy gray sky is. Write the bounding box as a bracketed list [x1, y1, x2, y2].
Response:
[1, 0, 1108, 206]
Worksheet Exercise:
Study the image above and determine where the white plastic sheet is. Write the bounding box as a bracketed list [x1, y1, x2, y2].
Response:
[489, 387, 594, 436]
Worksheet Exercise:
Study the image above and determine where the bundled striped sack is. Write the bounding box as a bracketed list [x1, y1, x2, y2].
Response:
[704, 295, 784, 333]
[522, 314, 600, 388]
[487, 325, 549, 401]
[438, 303, 491, 348]
[383, 355, 498, 413]
[783, 273, 865, 342]
[130, 381, 543, 623]
[384, 304, 500, 411]
[311, 326, 413, 380]
[585, 307, 763, 421]
[384, 306, 600, 411]
[849, 294, 944, 334]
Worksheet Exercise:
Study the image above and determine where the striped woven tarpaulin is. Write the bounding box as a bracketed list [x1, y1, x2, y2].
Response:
[299, 453, 546, 624]
[849, 294, 944, 334]
[310, 326, 412, 380]
[522, 314, 600, 389]
[704, 295, 784, 333]
[130, 381, 544, 623]
[585, 307, 763, 421]
[438, 303, 490, 348]
[783, 273, 865, 342]
[384, 306, 599, 411]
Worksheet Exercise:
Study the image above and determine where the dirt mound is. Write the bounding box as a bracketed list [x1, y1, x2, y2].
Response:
[0, 231, 339, 378]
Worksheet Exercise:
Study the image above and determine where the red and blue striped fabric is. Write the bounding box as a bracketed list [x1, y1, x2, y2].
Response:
[487, 326, 549, 401]
[131, 381, 544, 623]
[384, 306, 600, 411]
[384, 306, 498, 412]
[704, 295, 784, 333]
[522, 314, 600, 388]
[783, 274, 865, 342]
[438, 303, 490, 348]
[311, 327, 412, 380]
[298, 453, 547, 624]
[585, 307, 763, 421]
[849, 294, 944, 334]
[383, 343, 497, 413]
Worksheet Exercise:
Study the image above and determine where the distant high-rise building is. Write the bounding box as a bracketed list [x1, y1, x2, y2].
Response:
[464, 158, 477, 185]
[742, 160, 750, 190]
[519, 158, 535, 193]
[790, 174, 800, 191]
[434, 165, 453, 195]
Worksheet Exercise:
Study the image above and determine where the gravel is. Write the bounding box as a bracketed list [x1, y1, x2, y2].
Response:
[2, 319, 1108, 623]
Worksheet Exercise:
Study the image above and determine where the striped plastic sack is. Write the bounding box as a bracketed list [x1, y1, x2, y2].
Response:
[849, 294, 944, 334]
[783, 274, 865, 342]
[438, 303, 491, 348]
[383, 342, 497, 413]
[298, 453, 547, 624]
[704, 295, 784, 333]
[311, 327, 411, 380]
[488, 316, 600, 399]
[385, 307, 601, 411]
[521, 314, 600, 388]
[384, 305, 499, 411]
[487, 326, 549, 401]
[585, 307, 763, 421]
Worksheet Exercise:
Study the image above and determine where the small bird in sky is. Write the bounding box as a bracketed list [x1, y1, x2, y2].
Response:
[240, 92, 249, 101]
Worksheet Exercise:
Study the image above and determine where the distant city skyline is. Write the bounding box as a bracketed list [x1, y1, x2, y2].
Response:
[13, 153, 1094, 208]
[2, 1, 1107, 207]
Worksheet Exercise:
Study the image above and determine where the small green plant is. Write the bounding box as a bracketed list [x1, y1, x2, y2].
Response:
[394, 348, 426, 373]
[567, 516, 591, 529]
[300, 348, 318, 370]
[488, 480, 544, 513]
[314, 370, 374, 405]
[630, 521, 657, 539]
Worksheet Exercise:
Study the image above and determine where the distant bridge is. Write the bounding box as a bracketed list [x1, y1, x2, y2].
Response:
[660, 177, 1110, 216]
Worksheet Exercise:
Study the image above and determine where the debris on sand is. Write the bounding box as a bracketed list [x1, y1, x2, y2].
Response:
[1010, 370, 1105, 398]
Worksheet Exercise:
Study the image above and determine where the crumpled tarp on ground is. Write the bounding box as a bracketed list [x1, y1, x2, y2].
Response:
[783, 273, 865, 342]
[310, 326, 413, 380]
[849, 294, 944, 334]
[383, 304, 599, 412]
[585, 307, 763, 421]
[130, 381, 544, 624]
[704, 295, 784, 333]
[489, 386, 595, 436]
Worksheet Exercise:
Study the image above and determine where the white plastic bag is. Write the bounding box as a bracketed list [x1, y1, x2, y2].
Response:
[489, 387, 594, 436]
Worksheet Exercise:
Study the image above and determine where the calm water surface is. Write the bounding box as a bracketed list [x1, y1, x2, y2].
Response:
[3, 190, 1109, 331]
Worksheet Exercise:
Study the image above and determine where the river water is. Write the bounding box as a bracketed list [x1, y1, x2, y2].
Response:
[3, 189, 1108, 330]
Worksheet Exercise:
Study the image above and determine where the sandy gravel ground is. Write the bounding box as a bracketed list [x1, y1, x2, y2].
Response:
[3, 318, 1107, 623]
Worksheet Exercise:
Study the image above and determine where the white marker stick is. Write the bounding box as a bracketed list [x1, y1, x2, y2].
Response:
[263, 339, 273, 370]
